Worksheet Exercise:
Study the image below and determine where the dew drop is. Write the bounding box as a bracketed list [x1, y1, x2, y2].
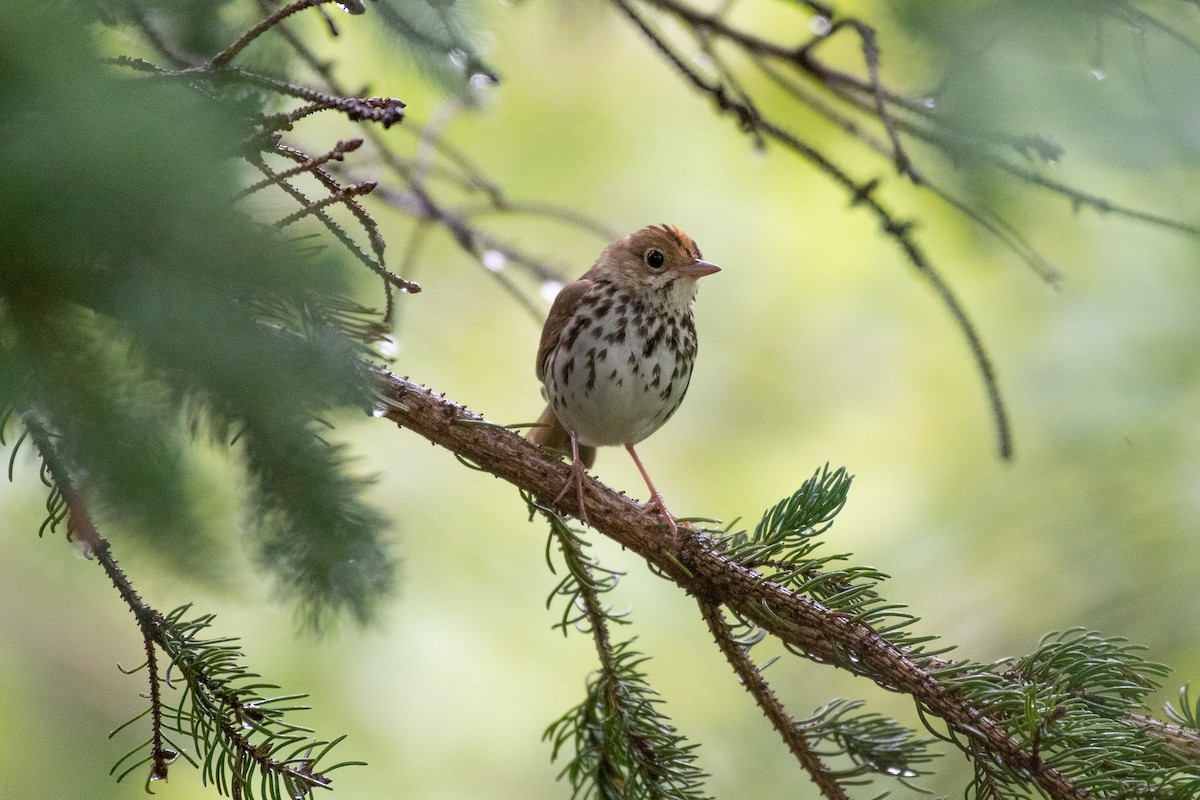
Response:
[1089, 68, 1106, 81]
[482, 249, 507, 273]
[922, 96, 936, 110]
[883, 765, 919, 778]
[449, 49, 468, 70]
[376, 336, 400, 360]
[809, 15, 832, 36]
[540, 280, 565, 302]
[469, 73, 495, 92]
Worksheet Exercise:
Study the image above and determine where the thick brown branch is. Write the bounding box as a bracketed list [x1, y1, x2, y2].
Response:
[374, 369, 1085, 799]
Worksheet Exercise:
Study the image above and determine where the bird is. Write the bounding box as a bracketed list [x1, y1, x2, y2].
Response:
[527, 224, 720, 535]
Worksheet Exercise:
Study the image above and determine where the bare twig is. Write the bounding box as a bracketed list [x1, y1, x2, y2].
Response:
[247, 156, 420, 297]
[236, 138, 364, 199]
[263, 8, 608, 320]
[208, 0, 361, 69]
[751, 54, 1063, 286]
[274, 180, 378, 227]
[806, 17, 915, 179]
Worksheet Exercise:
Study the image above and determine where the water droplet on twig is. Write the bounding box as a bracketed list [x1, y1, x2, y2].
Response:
[482, 249, 507, 273]
[375, 336, 400, 360]
[883, 765, 919, 778]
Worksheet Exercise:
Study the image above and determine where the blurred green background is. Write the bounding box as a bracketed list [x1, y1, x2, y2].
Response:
[3, 2, 1200, 798]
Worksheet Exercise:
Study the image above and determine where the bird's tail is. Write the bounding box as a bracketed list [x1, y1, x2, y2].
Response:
[527, 405, 596, 468]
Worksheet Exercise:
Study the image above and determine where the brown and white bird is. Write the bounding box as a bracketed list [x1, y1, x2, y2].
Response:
[528, 224, 720, 535]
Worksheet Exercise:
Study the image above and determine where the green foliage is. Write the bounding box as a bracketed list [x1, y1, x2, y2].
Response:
[800, 699, 938, 784]
[371, 0, 497, 92]
[739, 463, 854, 545]
[0, 5, 394, 626]
[541, 511, 710, 800]
[723, 470, 1200, 797]
[934, 631, 1200, 799]
[1167, 685, 1200, 730]
[1011, 629, 1170, 714]
[109, 605, 364, 799]
[724, 466, 942, 658]
[544, 638, 710, 800]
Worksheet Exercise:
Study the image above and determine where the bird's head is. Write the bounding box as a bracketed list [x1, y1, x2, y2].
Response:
[594, 224, 721, 303]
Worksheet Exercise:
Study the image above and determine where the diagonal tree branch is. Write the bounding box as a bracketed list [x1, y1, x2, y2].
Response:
[375, 368, 1098, 800]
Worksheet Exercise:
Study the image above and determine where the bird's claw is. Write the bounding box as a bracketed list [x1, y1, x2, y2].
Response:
[640, 492, 680, 537]
[553, 457, 590, 526]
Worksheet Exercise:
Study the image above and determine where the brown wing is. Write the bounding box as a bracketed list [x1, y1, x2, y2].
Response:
[535, 278, 594, 382]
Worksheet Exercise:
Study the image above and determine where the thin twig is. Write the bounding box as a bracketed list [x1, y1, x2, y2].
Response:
[236, 138, 364, 199]
[248, 157, 420, 295]
[265, 10, 599, 318]
[811, 18, 914, 178]
[274, 180, 378, 228]
[22, 413, 175, 781]
[612, 0, 1013, 460]
[208, 0, 359, 69]
[751, 54, 1063, 286]
[699, 599, 850, 800]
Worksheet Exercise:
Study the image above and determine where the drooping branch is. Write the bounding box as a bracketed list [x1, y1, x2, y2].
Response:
[610, 0, 1012, 462]
[19, 410, 358, 796]
[609, 0, 1200, 465]
[542, 511, 708, 797]
[698, 599, 849, 800]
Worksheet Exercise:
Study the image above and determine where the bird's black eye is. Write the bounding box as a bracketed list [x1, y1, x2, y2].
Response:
[645, 249, 665, 269]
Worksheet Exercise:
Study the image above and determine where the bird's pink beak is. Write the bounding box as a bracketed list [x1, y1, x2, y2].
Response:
[677, 258, 721, 278]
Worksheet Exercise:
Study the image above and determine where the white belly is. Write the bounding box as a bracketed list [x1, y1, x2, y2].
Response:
[545, 318, 695, 447]
[552, 340, 696, 448]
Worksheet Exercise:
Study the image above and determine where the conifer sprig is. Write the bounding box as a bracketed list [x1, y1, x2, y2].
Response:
[110, 605, 365, 800]
[540, 509, 710, 800]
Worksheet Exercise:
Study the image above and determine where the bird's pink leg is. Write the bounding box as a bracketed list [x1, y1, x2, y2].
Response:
[553, 432, 590, 525]
[625, 444, 679, 537]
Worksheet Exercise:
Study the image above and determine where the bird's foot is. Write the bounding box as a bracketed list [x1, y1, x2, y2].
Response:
[639, 492, 680, 537]
[553, 457, 590, 526]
